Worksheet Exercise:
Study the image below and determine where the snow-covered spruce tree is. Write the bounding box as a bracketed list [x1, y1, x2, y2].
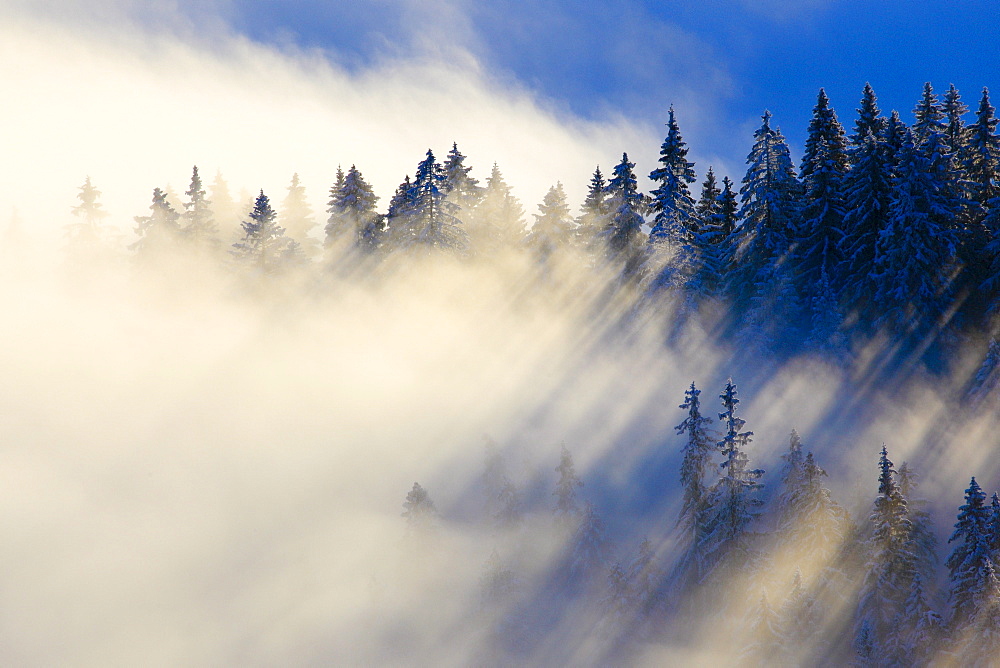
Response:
[696, 168, 721, 224]
[839, 129, 894, 325]
[526, 182, 575, 262]
[181, 166, 219, 249]
[402, 481, 438, 532]
[990, 492, 1000, 557]
[947, 477, 995, 628]
[468, 163, 524, 254]
[568, 501, 611, 582]
[648, 106, 697, 245]
[602, 152, 648, 281]
[649, 108, 710, 297]
[850, 83, 888, 150]
[728, 112, 801, 349]
[395, 150, 468, 254]
[714, 175, 739, 240]
[209, 170, 240, 241]
[494, 476, 523, 530]
[326, 164, 381, 254]
[898, 572, 943, 666]
[794, 89, 848, 298]
[280, 173, 319, 258]
[554, 444, 584, 524]
[872, 129, 960, 336]
[603, 561, 633, 623]
[231, 190, 302, 273]
[965, 88, 1000, 218]
[441, 142, 483, 213]
[898, 462, 938, 583]
[741, 592, 785, 666]
[324, 166, 348, 244]
[480, 549, 519, 609]
[775, 430, 806, 527]
[701, 379, 764, 579]
[943, 83, 971, 164]
[576, 166, 611, 249]
[912, 82, 947, 145]
[776, 443, 850, 569]
[675, 382, 716, 549]
[67, 176, 111, 247]
[883, 109, 908, 166]
[779, 569, 818, 651]
[626, 537, 658, 616]
[856, 445, 916, 658]
[131, 186, 181, 256]
[693, 168, 728, 294]
[384, 174, 414, 250]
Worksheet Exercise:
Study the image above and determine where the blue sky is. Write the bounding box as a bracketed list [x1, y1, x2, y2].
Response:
[5, 0, 1000, 230]
[219, 0, 1000, 173]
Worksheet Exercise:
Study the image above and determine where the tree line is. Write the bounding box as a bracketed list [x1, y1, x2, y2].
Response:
[401, 380, 1000, 665]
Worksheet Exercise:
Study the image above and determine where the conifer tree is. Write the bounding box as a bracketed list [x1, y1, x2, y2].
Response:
[603, 561, 633, 621]
[676, 382, 716, 545]
[67, 176, 111, 247]
[402, 482, 438, 532]
[648, 108, 709, 297]
[396, 150, 468, 253]
[696, 168, 721, 224]
[131, 187, 181, 255]
[568, 502, 611, 580]
[839, 129, 894, 323]
[899, 572, 943, 665]
[729, 112, 801, 343]
[480, 549, 519, 609]
[775, 430, 806, 526]
[943, 83, 971, 161]
[795, 89, 848, 295]
[326, 164, 380, 253]
[526, 182, 574, 261]
[281, 173, 319, 258]
[603, 153, 648, 279]
[470, 163, 524, 252]
[779, 569, 817, 649]
[209, 170, 240, 241]
[325, 166, 349, 244]
[912, 82, 947, 144]
[626, 537, 658, 615]
[857, 446, 916, 651]
[577, 166, 611, 248]
[947, 477, 995, 627]
[989, 492, 1000, 556]
[701, 379, 764, 576]
[231, 190, 301, 272]
[850, 83, 887, 149]
[872, 129, 960, 335]
[966, 88, 1000, 215]
[693, 169, 728, 292]
[441, 142, 483, 212]
[494, 477, 523, 530]
[963, 89, 1000, 294]
[743, 593, 785, 665]
[648, 106, 697, 244]
[898, 462, 938, 582]
[182, 166, 218, 248]
[715, 176, 739, 240]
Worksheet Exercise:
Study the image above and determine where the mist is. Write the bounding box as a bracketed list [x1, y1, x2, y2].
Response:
[5, 3, 1000, 667]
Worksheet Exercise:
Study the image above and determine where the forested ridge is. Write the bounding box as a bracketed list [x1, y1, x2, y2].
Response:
[53, 81, 1000, 665]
